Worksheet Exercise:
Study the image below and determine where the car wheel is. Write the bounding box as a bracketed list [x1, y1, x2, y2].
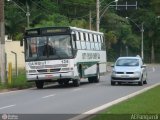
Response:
[111, 81, 115, 86]
[143, 74, 147, 84]
[143, 80, 147, 84]
[138, 81, 143, 86]
[138, 76, 143, 86]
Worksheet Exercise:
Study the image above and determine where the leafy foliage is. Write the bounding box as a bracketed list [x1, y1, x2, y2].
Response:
[4, 0, 160, 62]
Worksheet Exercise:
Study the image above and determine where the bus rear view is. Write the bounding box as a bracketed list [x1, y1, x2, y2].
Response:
[22, 27, 106, 89]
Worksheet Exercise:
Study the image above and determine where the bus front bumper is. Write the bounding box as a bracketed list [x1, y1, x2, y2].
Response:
[26, 71, 74, 81]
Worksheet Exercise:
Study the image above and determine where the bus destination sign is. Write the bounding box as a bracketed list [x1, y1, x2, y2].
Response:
[26, 30, 39, 36]
[41, 28, 69, 35]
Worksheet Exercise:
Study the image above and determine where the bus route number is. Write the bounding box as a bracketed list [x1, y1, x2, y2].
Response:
[61, 60, 69, 64]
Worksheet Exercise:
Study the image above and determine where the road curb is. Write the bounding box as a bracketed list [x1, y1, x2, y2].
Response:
[69, 83, 160, 120]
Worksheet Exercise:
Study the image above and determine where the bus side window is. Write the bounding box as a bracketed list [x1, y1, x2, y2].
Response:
[89, 34, 94, 50]
[97, 35, 101, 50]
[94, 34, 99, 50]
[72, 34, 76, 49]
[86, 33, 90, 50]
[81, 32, 86, 50]
[101, 36, 106, 50]
[75, 31, 81, 49]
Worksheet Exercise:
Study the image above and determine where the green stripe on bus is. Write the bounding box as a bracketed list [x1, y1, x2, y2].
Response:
[77, 61, 98, 78]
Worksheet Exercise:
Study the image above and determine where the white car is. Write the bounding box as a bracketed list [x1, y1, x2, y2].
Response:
[111, 56, 147, 86]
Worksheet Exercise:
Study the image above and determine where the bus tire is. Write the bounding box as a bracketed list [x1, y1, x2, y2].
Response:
[35, 81, 44, 89]
[58, 80, 63, 85]
[64, 79, 69, 85]
[73, 79, 80, 87]
[88, 77, 94, 83]
[94, 64, 100, 83]
[78, 64, 82, 78]
[111, 81, 115, 86]
[94, 72, 100, 83]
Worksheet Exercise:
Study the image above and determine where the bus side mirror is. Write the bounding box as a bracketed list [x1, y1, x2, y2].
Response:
[20, 39, 23, 46]
[73, 34, 76, 41]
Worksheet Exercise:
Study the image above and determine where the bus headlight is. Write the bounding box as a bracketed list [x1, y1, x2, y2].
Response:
[28, 70, 37, 73]
[61, 67, 73, 71]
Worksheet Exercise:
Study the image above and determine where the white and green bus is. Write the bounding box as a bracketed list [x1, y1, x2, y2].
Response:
[21, 27, 107, 89]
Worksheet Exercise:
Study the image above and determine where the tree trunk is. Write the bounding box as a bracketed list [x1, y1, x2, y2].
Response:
[151, 39, 155, 63]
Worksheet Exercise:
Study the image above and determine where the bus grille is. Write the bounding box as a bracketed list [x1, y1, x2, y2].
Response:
[37, 68, 61, 73]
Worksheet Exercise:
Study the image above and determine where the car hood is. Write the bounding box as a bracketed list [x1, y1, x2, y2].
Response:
[113, 66, 140, 72]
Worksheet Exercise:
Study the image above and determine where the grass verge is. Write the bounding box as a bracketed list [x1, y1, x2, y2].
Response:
[0, 69, 34, 91]
[91, 85, 160, 120]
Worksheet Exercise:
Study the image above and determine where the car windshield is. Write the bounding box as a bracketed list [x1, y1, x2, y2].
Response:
[25, 35, 73, 61]
[116, 59, 139, 66]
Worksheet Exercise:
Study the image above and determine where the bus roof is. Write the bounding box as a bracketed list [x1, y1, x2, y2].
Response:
[25, 26, 103, 35]
[70, 27, 103, 35]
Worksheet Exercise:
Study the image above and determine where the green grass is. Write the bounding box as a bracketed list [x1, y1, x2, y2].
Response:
[0, 69, 34, 91]
[91, 85, 160, 120]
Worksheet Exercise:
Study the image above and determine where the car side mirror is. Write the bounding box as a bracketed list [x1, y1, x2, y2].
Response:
[141, 64, 147, 68]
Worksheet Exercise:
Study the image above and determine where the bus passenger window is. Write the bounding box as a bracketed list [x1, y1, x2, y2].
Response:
[86, 41, 91, 50]
[91, 42, 95, 50]
[95, 43, 99, 50]
[76, 41, 81, 49]
[81, 41, 86, 49]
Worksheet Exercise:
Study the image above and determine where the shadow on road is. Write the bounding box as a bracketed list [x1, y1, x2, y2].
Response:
[42, 81, 91, 90]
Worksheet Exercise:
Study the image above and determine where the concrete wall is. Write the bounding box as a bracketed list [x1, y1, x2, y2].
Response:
[5, 41, 25, 68]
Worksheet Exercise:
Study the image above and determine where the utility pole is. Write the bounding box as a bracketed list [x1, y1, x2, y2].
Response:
[141, 23, 144, 60]
[126, 17, 144, 60]
[97, 0, 137, 32]
[0, 0, 6, 84]
[96, 0, 100, 31]
[26, 2, 30, 28]
[89, 10, 92, 30]
[7, 0, 30, 28]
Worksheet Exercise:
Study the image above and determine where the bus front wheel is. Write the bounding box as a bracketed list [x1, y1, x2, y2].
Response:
[35, 81, 44, 89]
[73, 79, 80, 87]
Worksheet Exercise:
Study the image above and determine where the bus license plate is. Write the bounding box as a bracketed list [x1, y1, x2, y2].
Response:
[45, 75, 53, 78]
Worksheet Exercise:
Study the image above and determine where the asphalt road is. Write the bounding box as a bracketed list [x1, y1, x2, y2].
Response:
[0, 65, 159, 120]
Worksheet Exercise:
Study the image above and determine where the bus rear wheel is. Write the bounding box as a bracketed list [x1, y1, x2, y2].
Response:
[94, 72, 100, 83]
[35, 81, 44, 89]
[93, 65, 100, 83]
[88, 77, 94, 83]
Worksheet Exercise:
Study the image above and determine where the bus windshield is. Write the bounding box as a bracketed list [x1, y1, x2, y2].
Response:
[25, 35, 73, 61]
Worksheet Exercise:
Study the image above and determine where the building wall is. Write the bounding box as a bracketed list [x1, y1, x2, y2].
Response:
[5, 41, 25, 68]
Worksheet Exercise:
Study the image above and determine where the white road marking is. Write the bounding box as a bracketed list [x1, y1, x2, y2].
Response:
[95, 83, 101, 86]
[152, 67, 155, 72]
[42, 94, 56, 99]
[0, 83, 57, 95]
[0, 104, 16, 110]
[73, 88, 81, 91]
[69, 83, 160, 120]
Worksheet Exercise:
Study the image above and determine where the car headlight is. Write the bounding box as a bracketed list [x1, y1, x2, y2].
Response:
[112, 70, 116, 75]
[134, 71, 141, 75]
